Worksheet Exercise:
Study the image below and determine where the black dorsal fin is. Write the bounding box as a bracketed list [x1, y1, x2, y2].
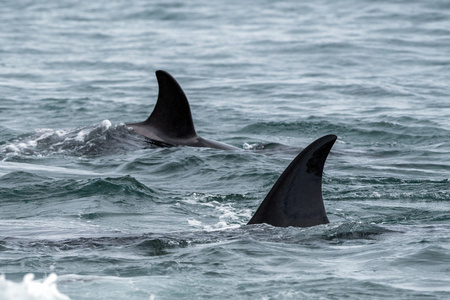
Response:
[248, 135, 337, 227]
[143, 70, 197, 139]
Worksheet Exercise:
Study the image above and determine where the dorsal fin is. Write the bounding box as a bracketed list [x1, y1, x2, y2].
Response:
[248, 135, 337, 227]
[143, 70, 197, 139]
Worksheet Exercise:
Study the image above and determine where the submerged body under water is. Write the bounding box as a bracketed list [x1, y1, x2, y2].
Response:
[1, 0, 450, 299]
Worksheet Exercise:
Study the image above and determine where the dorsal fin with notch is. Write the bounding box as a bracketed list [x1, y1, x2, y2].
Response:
[248, 135, 337, 227]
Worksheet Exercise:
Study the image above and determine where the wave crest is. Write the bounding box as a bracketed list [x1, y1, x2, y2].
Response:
[1, 121, 145, 158]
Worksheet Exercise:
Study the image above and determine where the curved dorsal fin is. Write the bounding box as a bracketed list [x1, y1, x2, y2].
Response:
[248, 135, 337, 227]
[143, 70, 197, 139]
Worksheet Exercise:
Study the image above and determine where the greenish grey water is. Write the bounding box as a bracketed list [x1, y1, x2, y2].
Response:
[1, 0, 450, 299]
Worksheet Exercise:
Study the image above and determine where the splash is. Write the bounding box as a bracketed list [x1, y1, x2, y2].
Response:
[0, 273, 70, 300]
[1, 121, 145, 158]
[185, 192, 252, 231]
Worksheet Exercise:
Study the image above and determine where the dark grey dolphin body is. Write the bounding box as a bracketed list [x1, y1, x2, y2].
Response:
[127, 70, 238, 150]
[248, 134, 336, 227]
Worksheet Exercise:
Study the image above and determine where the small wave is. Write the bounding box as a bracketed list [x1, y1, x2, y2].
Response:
[240, 121, 326, 135]
[0, 273, 70, 300]
[391, 245, 450, 267]
[322, 222, 391, 241]
[327, 177, 450, 202]
[135, 238, 189, 256]
[242, 221, 390, 245]
[0, 175, 155, 204]
[76, 175, 156, 198]
[0, 120, 145, 158]
[243, 142, 298, 153]
[240, 118, 450, 144]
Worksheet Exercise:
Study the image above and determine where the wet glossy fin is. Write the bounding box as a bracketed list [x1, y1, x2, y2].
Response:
[127, 70, 239, 149]
[247, 135, 337, 227]
[141, 70, 197, 139]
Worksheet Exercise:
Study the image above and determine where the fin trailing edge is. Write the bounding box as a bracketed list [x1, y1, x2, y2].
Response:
[248, 134, 337, 228]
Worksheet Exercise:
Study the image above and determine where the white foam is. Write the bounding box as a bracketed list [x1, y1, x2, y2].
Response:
[75, 128, 89, 142]
[243, 142, 262, 150]
[184, 193, 252, 231]
[187, 218, 203, 227]
[100, 119, 112, 129]
[0, 161, 104, 176]
[0, 273, 70, 300]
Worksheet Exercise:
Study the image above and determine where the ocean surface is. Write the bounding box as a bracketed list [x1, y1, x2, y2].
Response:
[1, 0, 449, 299]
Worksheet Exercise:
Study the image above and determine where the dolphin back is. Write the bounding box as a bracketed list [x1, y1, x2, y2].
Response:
[248, 135, 337, 227]
[127, 70, 239, 150]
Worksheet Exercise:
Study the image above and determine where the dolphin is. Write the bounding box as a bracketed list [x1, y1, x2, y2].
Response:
[127, 70, 239, 150]
[248, 134, 336, 227]
[127, 70, 336, 227]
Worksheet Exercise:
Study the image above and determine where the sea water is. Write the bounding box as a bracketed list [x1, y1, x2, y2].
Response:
[1, 0, 449, 299]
